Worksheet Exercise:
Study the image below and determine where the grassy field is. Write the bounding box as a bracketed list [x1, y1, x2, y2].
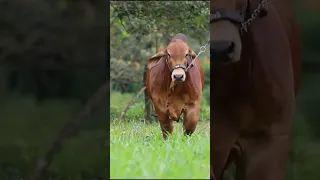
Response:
[110, 120, 210, 179]
[110, 91, 210, 179]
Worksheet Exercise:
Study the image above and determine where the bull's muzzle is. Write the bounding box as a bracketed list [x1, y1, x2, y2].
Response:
[173, 74, 184, 81]
[171, 68, 186, 82]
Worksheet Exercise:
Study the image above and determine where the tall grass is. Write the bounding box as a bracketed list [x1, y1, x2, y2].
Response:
[110, 91, 210, 179]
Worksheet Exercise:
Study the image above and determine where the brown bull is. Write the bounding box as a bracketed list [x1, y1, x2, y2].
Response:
[146, 33, 205, 139]
[210, 0, 301, 180]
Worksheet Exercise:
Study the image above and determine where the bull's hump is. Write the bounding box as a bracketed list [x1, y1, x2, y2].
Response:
[170, 33, 188, 44]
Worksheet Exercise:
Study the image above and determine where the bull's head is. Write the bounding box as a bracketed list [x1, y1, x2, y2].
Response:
[147, 39, 196, 82]
[210, 0, 248, 63]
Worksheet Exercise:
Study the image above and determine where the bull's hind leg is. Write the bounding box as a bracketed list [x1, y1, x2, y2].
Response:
[183, 103, 200, 136]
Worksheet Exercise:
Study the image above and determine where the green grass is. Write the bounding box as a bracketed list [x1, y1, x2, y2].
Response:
[110, 120, 210, 179]
[110, 90, 210, 179]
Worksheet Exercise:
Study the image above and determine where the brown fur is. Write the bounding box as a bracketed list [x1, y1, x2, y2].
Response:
[146, 34, 205, 139]
[210, 0, 302, 179]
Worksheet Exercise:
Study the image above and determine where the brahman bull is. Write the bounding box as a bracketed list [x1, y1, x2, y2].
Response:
[146, 33, 205, 139]
[210, 0, 302, 179]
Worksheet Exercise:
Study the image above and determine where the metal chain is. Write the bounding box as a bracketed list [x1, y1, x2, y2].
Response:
[185, 40, 210, 72]
[185, 0, 269, 71]
[240, 0, 269, 33]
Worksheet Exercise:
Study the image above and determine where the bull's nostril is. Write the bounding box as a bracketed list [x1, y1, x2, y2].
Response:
[210, 40, 235, 63]
[173, 74, 184, 79]
[228, 42, 235, 53]
[211, 40, 234, 53]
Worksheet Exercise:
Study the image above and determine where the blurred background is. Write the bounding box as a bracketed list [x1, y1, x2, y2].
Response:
[0, 0, 108, 179]
[287, 1, 320, 180]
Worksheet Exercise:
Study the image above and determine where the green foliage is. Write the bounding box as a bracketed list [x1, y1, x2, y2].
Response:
[203, 64, 210, 85]
[110, 120, 210, 179]
[110, 1, 209, 39]
[294, 4, 320, 138]
[110, 58, 143, 93]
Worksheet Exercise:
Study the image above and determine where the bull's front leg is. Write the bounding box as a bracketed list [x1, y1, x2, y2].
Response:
[211, 112, 241, 180]
[183, 102, 200, 136]
[242, 126, 291, 180]
[157, 111, 174, 140]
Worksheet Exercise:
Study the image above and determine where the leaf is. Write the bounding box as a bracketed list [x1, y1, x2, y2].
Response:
[121, 30, 131, 38]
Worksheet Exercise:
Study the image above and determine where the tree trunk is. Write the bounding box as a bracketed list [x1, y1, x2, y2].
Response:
[143, 64, 151, 123]
[29, 80, 110, 180]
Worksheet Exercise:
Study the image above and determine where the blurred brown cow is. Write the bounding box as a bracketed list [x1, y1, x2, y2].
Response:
[210, 0, 302, 179]
[146, 33, 205, 139]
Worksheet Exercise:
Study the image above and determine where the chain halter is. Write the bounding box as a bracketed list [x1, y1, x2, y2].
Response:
[240, 0, 269, 33]
[211, 0, 270, 34]
[185, 40, 210, 72]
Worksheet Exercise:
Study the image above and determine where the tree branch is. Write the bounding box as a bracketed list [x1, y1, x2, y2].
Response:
[119, 86, 146, 121]
[29, 80, 110, 180]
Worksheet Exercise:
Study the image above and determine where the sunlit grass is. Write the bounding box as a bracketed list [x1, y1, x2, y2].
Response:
[110, 120, 210, 179]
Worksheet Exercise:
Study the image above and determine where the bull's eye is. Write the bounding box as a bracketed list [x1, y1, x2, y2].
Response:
[185, 54, 188, 57]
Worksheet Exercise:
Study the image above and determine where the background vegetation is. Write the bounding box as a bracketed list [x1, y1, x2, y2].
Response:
[285, 1, 320, 180]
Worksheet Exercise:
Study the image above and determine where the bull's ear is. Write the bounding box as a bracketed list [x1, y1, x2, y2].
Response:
[147, 49, 167, 70]
[188, 48, 197, 59]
